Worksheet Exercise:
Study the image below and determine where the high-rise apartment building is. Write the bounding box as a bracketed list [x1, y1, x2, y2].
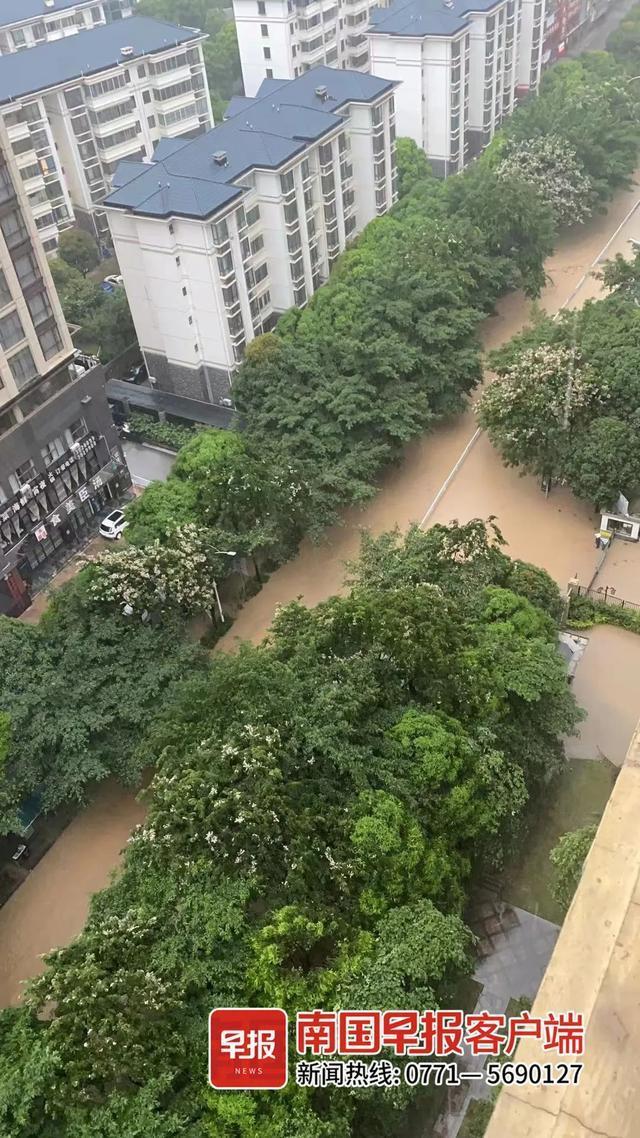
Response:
[0, 17, 213, 251]
[233, 0, 387, 97]
[0, 118, 129, 615]
[103, 68, 397, 411]
[368, 0, 520, 174]
[0, 0, 134, 55]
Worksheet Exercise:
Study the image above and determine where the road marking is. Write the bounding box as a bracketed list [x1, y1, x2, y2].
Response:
[419, 196, 640, 529]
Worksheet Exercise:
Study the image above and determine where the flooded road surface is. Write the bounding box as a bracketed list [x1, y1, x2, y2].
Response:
[1, 179, 639, 1007]
[0, 781, 145, 1007]
[568, 626, 640, 765]
[223, 179, 640, 646]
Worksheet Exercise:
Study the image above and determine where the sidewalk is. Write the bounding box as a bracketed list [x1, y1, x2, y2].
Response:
[19, 536, 107, 625]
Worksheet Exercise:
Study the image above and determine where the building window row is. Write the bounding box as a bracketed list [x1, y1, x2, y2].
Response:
[158, 103, 199, 128]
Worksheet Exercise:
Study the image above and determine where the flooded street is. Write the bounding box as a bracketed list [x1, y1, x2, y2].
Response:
[223, 179, 640, 646]
[1, 178, 639, 1007]
[0, 781, 145, 1007]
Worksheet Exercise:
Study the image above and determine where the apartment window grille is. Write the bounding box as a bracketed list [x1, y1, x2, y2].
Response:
[345, 214, 356, 237]
[88, 73, 127, 99]
[149, 53, 188, 76]
[261, 23, 269, 35]
[1, 210, 27, 250]
[27, 291, 53, 327]
[293, 284, 307, 307]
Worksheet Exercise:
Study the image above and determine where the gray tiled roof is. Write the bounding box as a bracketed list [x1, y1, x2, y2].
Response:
[0, 16, 203, 106]
[104, 65, 396, 221]
[0, 0, 96, 25]
[368, 0, 502, 38]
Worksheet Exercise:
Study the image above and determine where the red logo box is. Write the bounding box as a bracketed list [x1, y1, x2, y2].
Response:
[209, 1007, 289, 1090]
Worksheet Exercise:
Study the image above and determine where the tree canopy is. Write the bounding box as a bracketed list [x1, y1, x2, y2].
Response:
[0, 522, 581, 1137]
[478, 254, 640, 508]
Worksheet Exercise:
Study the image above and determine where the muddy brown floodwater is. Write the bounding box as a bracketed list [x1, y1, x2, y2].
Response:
[1, 178, 639, 1009]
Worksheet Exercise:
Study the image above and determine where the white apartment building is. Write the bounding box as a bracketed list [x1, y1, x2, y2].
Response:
[103, 67, 398, 409]
[233, 0, 387, 97]
[0, 0, 134, 55]
[518, 0, 544, 91]
[368, 0, 520, 174]
[0, 17, 213, 251]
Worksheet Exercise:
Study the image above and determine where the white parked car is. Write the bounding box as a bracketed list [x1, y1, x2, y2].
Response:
[99, 509, 128, 540]
[104, 274, 124, 288]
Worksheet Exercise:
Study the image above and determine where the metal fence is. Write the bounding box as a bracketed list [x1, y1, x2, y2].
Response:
[573, 584, 640, 611]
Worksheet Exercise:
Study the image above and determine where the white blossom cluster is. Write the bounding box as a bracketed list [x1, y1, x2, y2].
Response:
[497, 135, 593, 227]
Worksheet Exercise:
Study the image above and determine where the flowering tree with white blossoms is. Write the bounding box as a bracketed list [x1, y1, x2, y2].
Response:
[86, 523, 229, 620]
[477, 343, 603, 485]
[496, 135, 593, 228]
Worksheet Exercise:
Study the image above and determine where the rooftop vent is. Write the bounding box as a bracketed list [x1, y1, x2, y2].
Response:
[44, 0, 55, 7]
[120, 45, 135, 57]
[213, 150, 228, 166]
[315, 85, 328, 101]
[443, 0, 454, 7]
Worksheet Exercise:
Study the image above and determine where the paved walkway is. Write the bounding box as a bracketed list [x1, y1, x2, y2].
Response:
[435, 898, 560, 1138]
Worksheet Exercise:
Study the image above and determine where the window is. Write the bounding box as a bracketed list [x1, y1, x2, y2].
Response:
[1, 209, 27, 249]
[212, 218, 229, 245]
[264, 47, 271, 59]
[0, 310, 24, 350]
[149, 51, 188, 76]
[158, 103, 198, 128]
[168, 222, 175, 234]
[280, 170, 295, 195]
[41, 436, 65, 467]
[246, 204, 260, 227]
[154, 78, 195, 102]
[175, 255, 181, 266]
[9, 459, 36, 493]
[13, 250, 39, 288]
[8, 346, 37, 388]
[294, 284, 307, 307]
[64, 88, 84, 110]
[67, 417, 87, 443]
[148, 115, 156, 128]
[345, 214, 356, 237]
[138, 64, 146, 78]
[143, 89, 152, 104]
[258, 0, 266, 10]
[39, 325, 63, 360]
[251, 234, 264, 255]
[89, 97, 136, 125]
[12, 137, 34, 157]
[223, 282, 239, 308]
[0, 270, 11, 309]
[261, 23, 269, 34]
[182, 286, 187, 296]
[266, 68, 273, 78]
[88, 73, 127, 99]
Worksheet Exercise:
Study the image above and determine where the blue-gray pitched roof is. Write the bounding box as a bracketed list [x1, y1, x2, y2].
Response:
[104, 65, 396, 221]
[0, 0, 96, 26]
[0, 16, 204, 106]
[368, 0, 502, 38]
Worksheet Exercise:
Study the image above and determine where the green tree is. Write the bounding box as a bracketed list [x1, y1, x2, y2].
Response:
[549, 823, 597, 911]
[124, 478, 199, 546]
[58, 228, 100, 275]
[394, 136, 434, 198]
[564, 415, 640, 509]
[496, 134, 593, 226]
[80, 288, 136, 362]
[477, 343, 602, 484]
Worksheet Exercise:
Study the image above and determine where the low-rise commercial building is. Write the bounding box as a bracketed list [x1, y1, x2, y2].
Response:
[368, 0, 520, 174]
[103, 67, 397, 412]
[0, 119, 128, 614]
[0, 0, 134, 56]
[233, 0, 387, 98]
[0, 17, 212, 251]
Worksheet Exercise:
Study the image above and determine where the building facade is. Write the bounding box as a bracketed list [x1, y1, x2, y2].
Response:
[233, 0, 388, 98]
[0, 17, 213, 251]
[0, 0, 134, 56]
[0, 118, 128, 614]
[368, 0, 520, 173]
[103, 67, 397, 411]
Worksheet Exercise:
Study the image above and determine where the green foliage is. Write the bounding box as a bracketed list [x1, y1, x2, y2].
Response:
[549, 823, 597, 911]
[0, 521, 581, 1136]
[51, 260, 136, 363]
[127, 413, 203, 451]
[124, 478, 199, 546]
[568, 593, 640, 635]
[395, 136, 434, 197]
[607, 2, 640, 73]
[58, 228, 99, 275]
[0, 579, 203, 824]
[480, 261, 640, 506]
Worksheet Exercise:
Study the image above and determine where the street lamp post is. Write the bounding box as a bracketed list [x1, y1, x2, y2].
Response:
[211, 550, 237, 624]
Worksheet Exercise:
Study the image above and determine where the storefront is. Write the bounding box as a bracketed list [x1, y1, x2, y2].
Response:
[0, 431, 129, 599]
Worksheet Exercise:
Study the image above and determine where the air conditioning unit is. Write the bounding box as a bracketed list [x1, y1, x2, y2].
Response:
[213, 151, 228, 166]
[120, 45, 135, 57]
[221, 397, 233, 407]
